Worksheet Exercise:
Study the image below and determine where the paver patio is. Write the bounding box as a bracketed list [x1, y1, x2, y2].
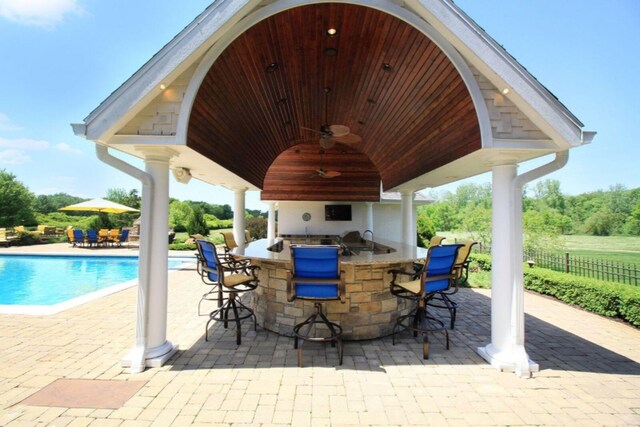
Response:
[1, 244, 639, 426]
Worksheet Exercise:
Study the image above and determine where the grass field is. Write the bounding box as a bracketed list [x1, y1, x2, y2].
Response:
[441, 232, 640, 265]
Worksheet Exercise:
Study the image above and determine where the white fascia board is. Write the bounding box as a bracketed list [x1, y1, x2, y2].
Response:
[404, 0, 585, 148]
[108, 135, 180, 146]
[82, 0, 261, 143]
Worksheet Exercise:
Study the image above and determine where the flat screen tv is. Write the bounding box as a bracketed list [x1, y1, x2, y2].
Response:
[325, 204, 352, 221]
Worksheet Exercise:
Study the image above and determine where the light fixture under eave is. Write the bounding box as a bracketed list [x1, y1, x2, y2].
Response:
[382, 63, 394, 72]
[159, 84, 167, 90]
[502, 88, 510, 95]
[266, 62, 279, 73]
[326, 28, 338, 37]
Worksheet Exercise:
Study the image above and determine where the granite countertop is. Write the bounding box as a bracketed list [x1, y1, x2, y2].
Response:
[232, 238, 427, 265]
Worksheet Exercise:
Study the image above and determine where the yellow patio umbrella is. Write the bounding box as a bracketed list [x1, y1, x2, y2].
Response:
[59, 198, 139, 214]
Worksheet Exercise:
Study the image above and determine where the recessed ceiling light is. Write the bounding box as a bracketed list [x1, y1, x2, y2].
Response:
[159, 84, 167, 90]
[277, 97, 288, 105]
[324, 47, 338, 56]
[358, 120, 365, 125]
[502, 88, 510, 94]
[326, 28, 338, 37]
[367, 98, 377, 104]
[381, 63, 394, 72]
[266, 62, 279, 73]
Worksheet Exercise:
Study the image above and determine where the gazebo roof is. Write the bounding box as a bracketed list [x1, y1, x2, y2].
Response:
[73, 0, 592, 201]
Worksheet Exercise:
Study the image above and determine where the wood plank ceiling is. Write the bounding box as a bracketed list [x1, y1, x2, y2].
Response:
[187, 3, 481, 202]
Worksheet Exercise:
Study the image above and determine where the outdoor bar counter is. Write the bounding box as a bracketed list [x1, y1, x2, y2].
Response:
[232, 237, 427, 340]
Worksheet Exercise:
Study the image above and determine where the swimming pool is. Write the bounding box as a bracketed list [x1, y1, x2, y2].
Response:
[0, 254, 194, 314]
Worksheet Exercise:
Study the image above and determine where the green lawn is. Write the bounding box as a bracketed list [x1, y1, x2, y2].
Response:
[560, 235, 640, 265]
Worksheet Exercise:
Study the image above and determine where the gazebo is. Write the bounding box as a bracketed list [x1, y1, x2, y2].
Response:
[72, 0, 594, 377]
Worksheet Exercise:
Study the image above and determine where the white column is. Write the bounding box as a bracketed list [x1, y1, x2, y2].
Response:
[267, 201, 276, 243]
[365, 202, 374, 233]
[233, 188, 246, 246]
[400, 190, 413, 245]
[122, 148, 176, 370]
[478, 163, 537, 376]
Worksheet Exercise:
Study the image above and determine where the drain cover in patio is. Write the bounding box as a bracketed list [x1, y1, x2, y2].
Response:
[21, 379, 146, 409]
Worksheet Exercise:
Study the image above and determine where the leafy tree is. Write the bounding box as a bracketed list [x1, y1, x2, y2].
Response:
[583, 210, 616, 236]
[106, 188, 141, 209]
[531, 179, 566, 213]
[210, 204, 233, 220]
[35, 193, 85, 214]
[169, 200, 193, 232]
[624, 199, 640, 235]
[186, 206, 209, 236]
[246, 216, 267, 239]
[416, 212, 436, 247]
[459, 205, 492, 247]
[0, 169, 36, 227]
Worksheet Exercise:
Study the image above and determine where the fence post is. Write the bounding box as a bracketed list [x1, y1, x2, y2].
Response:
[565, 252, 569, 273]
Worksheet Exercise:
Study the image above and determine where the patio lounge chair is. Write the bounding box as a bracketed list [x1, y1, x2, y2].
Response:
[114, 229, 129, 247]
[72, 229, 85, 247]
[86, 230, 99, 247]
[425, 240, 477, 329]
[0, 228, 10, 247]
[389, 243, 462, 359]
[98, 229, 109, 245]
[196, 239, 259, 345]
[108, 229, 120, 245]
[287, 245, 345, 367]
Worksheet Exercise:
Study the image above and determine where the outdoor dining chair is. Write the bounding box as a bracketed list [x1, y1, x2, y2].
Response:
[196, 240, 259, 345]
[425, 241, 477, 329]
[287, 245, 345, 367]
[389, 243, 462, 359]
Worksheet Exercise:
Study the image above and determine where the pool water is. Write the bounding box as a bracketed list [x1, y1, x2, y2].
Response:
[0, 255, 192, 306]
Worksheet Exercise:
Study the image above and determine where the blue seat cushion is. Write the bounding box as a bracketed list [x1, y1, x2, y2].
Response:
[296, 283, 339, 299]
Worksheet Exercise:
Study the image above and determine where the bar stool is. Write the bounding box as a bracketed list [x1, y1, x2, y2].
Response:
[287, 245, 345, 367]
[196, 240, 259, 345]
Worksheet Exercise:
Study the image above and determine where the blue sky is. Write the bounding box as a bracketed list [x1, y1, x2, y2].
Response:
[0, 0, 638, 211]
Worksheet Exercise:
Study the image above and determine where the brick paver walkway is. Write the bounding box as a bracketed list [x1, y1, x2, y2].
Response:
[1, 244, 639, 426]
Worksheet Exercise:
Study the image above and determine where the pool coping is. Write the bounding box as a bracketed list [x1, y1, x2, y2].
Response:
[0, 254, 196, 315]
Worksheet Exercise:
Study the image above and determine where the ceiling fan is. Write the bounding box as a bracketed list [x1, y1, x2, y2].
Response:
[312, 148, 341, 179]
[301, 87, 362, 149]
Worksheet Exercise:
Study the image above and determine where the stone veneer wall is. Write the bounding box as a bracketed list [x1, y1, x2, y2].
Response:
[251, 259, 415, 340]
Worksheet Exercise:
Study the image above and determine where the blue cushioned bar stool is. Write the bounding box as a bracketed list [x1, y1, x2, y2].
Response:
[196, 240, 259, 345]
[389, 244, 462, 359]
[287, 245, 345, 367]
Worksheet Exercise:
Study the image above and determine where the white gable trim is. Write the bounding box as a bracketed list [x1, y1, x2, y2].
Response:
[82, 0, 262, 142]
[405, 0, 584, 148]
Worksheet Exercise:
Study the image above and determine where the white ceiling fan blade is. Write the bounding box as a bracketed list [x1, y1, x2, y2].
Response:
[328, 124, 350, 137]
[319, 137, 335, 149]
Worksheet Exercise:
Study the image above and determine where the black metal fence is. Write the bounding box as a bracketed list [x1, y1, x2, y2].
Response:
[523, 250, 639, 286]
[471, 243, 639, 286]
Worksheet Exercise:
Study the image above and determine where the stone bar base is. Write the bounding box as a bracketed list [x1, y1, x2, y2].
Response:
[251, 259, 415, 340]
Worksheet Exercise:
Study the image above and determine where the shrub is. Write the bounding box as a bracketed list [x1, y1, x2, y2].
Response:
[469, 253, 491, 271]
[523, 268, 640, 327]
[187, 206, 209, 236]
[14, 230, 42, 246]
[168, 242, 197, 251]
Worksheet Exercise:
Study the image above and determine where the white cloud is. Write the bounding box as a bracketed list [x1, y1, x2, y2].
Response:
[0, 137, 49, 150]
[0, 113, 22, 131]
[0, 137, 49, 165]
[0, 0, 82, 28]
[0, 148, 31, 164]
[55, 142, 82, 154]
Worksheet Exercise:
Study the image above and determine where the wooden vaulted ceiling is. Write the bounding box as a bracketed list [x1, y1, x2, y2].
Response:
[187, 3, 481, 202]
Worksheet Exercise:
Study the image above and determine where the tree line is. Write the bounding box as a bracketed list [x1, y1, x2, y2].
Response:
[417, 180, 640, 250]
[0, 169, 267, 238]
